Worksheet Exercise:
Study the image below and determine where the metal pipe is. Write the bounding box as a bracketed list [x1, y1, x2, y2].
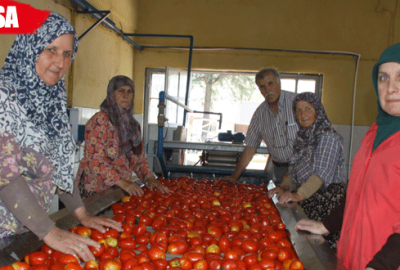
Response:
[78, 11, 110, 40]
[164, 92, 194, 113]
[69, 0, 143, 50]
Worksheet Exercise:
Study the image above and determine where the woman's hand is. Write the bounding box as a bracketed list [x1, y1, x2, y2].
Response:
[74, 206, 123, 233]
[43, 226, 99, 262]
[277, 191, 303, 203]
[147, 178, 170, 193]
[116, 178, 144, 197]
[267, 187, 285, 198]
[295, 219, 329, 235]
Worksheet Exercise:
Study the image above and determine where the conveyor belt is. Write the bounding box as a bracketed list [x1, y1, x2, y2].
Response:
[0, 184, 338, 268]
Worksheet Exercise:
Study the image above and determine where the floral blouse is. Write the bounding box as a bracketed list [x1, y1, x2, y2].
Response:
[76, 112, 154, 194]
[0, 131, 55, 237]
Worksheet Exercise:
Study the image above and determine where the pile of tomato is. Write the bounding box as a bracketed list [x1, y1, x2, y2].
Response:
[1, 177, 305, 270]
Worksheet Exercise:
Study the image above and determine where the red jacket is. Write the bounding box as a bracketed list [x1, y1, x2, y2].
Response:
[338, 123, 400, 270]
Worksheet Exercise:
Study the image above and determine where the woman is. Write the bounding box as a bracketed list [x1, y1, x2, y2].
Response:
[77, 75, 170, 198]
[296, 43, 400, 270]
[0, 13, 122, 262]
[268, 92, 347, 248]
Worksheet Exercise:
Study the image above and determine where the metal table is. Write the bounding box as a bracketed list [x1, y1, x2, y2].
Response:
[162, 141, 269, 154]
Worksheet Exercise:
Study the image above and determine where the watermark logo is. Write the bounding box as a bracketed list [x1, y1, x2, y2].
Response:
[0, 0, 50, 34]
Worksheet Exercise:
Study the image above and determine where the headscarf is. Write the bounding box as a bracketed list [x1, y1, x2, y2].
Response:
[0, 13, 79, 193]
[289, 92, 338, 181]
[371, 43, 400, 151]
[100, 75, 142, 156]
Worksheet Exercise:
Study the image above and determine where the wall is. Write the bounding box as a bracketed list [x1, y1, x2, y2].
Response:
[134, 0, 400, 127]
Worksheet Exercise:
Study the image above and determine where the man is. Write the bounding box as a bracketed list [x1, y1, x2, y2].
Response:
[223, 68, 298, 185]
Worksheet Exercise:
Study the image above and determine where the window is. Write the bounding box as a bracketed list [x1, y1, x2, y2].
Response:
[143, 68, 322, 168]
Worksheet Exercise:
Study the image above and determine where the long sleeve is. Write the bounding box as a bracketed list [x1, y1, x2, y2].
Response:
[0, 176, 55, 240]
[322, 198, 345, 233]
[58, 182, 84, 213]
[0, 131, 56, 238]
[366, 233, 400, 270]
[128, 142, 154, 185]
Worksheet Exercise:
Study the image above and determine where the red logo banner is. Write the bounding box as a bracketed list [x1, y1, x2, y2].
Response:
[0, 0, 50, 34]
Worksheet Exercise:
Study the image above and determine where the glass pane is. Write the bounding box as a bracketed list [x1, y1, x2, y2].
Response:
[167, 74, 179, 97]
[297, 80, 316, 93]
[166, 101, 177, 123]
[149, 99, 159, 124]
[281, 79, 296, 93]
[177, 106, 184, 125]
[150, 74, 165, 98]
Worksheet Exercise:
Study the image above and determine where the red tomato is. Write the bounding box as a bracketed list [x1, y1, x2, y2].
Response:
[139, 262, 155, 270]
[267, 231, 284, 242]
[84, 260, 99, 270]
[147, 247, 166, 260]
[119, 238, 136, 249]
[31, 265, 49, 270]
[241, 239, 259, 253]
[90, 239, 108, 257]
[260, 249, 278, 260]
[207, 226, 223, 238]
[49, 263, 65, 270]
[218, 237, 231, 252]
[58, 254, 79, 264]
[178, 257, 193, 270]
[192, 259, 207, 270]
[242, 254, 258, 267]
[12, 262, 31, 270]
[101, 259, 122, 270]
[206, 257, 223, 270]
[136, 235, 150, 245]
[102, 228, 117, 239]
[40, 243, 53, 257]
[139, 214, 153, 226]
[289, 260, 305, 270]
[122, 224, 133, 234]
[258, 258, 276, 269]
[28, 251, 48, 266]
[100, 251, 115, 262]
[65, 263, 84, 270]
[132, 224, 147, 236]
[91, 229, 104, 241]
[221, 259, 238, 270]
[167, 240, 189, 254]
[182, 251, 204, 262]
[152, 259, 168, 270]
[0, 266, 14, 270]
[277, 249, 292, 262]
[223, 249, 240, 260]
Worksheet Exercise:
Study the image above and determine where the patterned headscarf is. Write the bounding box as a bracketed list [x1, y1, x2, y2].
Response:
[371, 43, 400, 151]
[0, 13, 78, 193]
[289, 92, 337, 179]
[100, 75, 142, 156]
